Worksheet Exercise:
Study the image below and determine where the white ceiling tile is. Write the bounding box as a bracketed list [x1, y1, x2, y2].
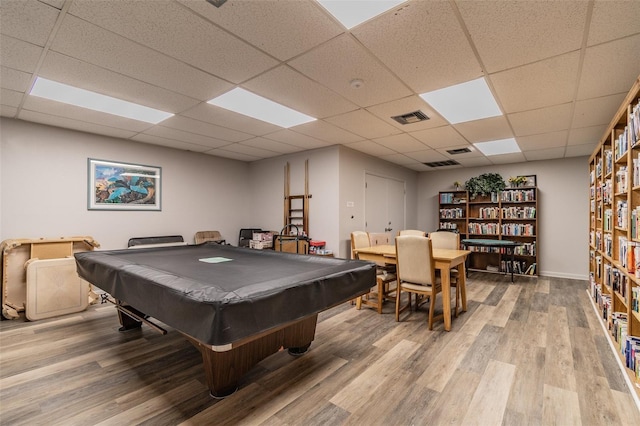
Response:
[262, 129, 332, 150]
[143, 126, 231, 149]
[455, 156, 493, 167]
[326, 109, 401, 139]
[0, 0, 59, 46]
[577, 35, 640, 100]
[568, 125, 608, 146]
[242, 65, 358, 119]
[240, 137, 304, 155]
[373, 133, 429, 153]
[1, 106, 18, 117]
[404, 149, 450, 163]
[203, 149, 261, 162]
[219, 143, 281, 158]
[178, 0, 343, 61]
[566, 143, 598, 158]
[289, 34, 412, 107]
[523, 147, 567, 161]
[379, 153, 421, 166]
[40, 0, 65, 8]
[19, 109, 139, 140]
[366, 96, 448, 131]
[291, 120, 364, 144]
[405, 163, 433, 172]
[353, 1, 482, 94]
[0, 35, 43, 73]
[516, 131, 568, 151]
[454, 116, 513, 143]
[1, 88, 23, 107]
[458, 0, 588, 72]
[345, 140, 396, 157]
[68, 0, 278, 83]
[22, 96, 153, 132]
[50, 15, 233, 102]
[587, 1, 640, 46]
[487, 152, 527, 165]
[410, 125, 468, 149]
[572, 93, 627, 129]
[160, 115, 252, 142]
[490, 51, 580, 114]
[0, 66, 32, 92]
[131, 133, 212, 152]
[183, 103, 282, 136]
[39, 51, 200, 113]
[509, 103, 573, 137]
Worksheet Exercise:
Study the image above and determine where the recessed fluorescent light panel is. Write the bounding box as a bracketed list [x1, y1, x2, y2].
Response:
[29, 77, 173, 124]
[474, 138, 521, 156]
[419, 77, 502, 124]
[317, 0, 406, 29]
[208, 88, 316, 128]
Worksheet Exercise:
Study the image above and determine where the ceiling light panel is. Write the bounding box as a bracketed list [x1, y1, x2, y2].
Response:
[317, 0, 406, 29]
[474, 138, 521, 156]
[208, 88, 316, 128]
[419, 77, 502, 124]
[30, 77, 173, 124]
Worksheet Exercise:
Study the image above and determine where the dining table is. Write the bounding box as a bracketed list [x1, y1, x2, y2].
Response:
[353, 244, 471, 331]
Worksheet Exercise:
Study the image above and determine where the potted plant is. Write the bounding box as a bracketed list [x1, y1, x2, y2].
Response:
[453, 181, 462, 190]
[508, 176, 527, 187]
[465, 173, 506, 198]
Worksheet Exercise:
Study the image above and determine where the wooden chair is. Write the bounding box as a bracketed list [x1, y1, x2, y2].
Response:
[350, 231, 396, 314]
[398, 229, 426, 237]
[395, 235, 442, 329]
[429, 230, 464, 317]
[194, 230, 224, 244]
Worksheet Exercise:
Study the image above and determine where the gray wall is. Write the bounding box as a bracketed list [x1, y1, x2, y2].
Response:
[417, 157, 589, 279]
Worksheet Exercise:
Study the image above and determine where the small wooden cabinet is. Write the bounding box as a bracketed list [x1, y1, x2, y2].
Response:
[439, 188, 538, 276]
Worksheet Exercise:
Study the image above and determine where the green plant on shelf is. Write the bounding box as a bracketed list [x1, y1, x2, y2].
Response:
[465, 173, 506, 198]
[508, 176, 527, 187]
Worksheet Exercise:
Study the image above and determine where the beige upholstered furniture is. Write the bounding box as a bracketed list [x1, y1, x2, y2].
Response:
[395, 235, 443, 329]
[398, 229, 426, 237]
[194, 231, 224, 245]
[350, 231, 396, 314]
[429, 230, 464, 316]
[368, 232, 392, 246]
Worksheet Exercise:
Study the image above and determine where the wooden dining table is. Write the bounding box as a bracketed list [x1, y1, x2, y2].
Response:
[353, 244, 471, 331]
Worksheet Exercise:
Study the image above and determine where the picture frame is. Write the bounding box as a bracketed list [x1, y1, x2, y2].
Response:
[88, 158, 161, 211]
[519, 174, 537, 188]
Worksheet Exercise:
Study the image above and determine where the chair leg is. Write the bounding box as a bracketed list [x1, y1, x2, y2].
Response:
[428, 292, 436, 330]
[395, 287, 401, 322]
[377, 277, 384, 314]
[356, 295, 362, 310]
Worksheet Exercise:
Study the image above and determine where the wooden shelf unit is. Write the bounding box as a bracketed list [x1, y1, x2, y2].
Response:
[438, 188, 538, 276]
[589, 75, 640, 396]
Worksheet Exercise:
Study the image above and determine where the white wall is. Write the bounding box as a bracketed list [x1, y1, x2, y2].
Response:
[0, 118, 252, 249]
[338, 146, 418, 258]
[417, 157, 589, 279]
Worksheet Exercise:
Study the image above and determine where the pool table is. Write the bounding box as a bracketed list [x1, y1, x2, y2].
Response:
[75, 243, 375, 397]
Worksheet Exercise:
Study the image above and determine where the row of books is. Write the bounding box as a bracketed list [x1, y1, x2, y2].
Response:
[617, 200, 628, 229]
[605, 149, 613, 176]
[601, 179, 612, 204]
[439, 207, 465, 218]
[630, 100, 640, 148]
[615, 126, 629, 161]
[500, 189, 535, 202]
[603, 263, 628, 299]
[630, 206, 640, 240]
[501, 223, 534, 236]
[477, 207, 500, 219]
[468, 222, 499, 235]
[513, 242, 536, 256]
[633, 154, 640, 187]
[467, 242, 536, 256]
[502, 206, 536, 219]
[439, 193, 466, 204]
[632, 286, 639, 314]
[438, 222, 458, 230]
[604, 232, 612, 257]
[604, 208, 613, 231]
[616, 166, 628, 193]
[619, 236, 628, 269]
[498, 260, 533, 275]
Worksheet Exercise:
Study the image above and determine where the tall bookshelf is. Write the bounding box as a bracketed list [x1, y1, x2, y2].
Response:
[589, 75, 640, 397]
[439, 188, 538, 276]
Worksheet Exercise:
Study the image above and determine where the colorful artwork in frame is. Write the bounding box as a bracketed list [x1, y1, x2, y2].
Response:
[88, 159, 161, 211]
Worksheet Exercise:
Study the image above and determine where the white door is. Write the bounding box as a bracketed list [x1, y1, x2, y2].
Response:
[365, 173, 405, 236]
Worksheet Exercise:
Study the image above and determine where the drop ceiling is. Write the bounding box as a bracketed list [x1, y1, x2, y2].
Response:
[1, 0, 639, 171]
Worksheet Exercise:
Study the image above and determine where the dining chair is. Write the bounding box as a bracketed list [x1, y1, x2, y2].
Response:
[429, 229, 464, 317]
[398, 229, 426, 237]
[395, 235, 442, 329]
[350, 231, 396, 314]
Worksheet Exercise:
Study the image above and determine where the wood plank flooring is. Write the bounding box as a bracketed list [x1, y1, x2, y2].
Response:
[2, 273, 640, 425]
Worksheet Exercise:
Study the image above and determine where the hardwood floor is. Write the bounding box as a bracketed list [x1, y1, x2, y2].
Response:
[2, 273, 639, 425]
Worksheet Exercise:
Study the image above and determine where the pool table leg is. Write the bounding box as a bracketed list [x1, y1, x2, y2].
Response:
[186, 314, 318, 398]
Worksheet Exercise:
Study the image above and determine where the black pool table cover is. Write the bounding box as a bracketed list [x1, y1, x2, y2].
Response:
[75, 243, 376, 347]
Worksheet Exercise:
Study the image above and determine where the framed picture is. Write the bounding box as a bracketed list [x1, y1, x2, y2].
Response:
[88, 159, 161, 211]
[519, 175, 537, 187]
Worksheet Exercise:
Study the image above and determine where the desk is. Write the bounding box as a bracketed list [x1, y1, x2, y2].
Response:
[461, 239, 522, 282]
[75, 243, 375, 397]
[353, 245, 470, 332]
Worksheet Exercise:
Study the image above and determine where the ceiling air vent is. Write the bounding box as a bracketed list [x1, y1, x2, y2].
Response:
[423, 159, 460, 168]
[391, 110, 429, 125]
[206, 0, 227, 7]
[446, 147, 472, 155]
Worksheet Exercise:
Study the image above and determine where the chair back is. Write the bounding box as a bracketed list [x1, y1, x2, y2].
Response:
[429, 230, 460, 250]
[369, 232, 392, 246]
[350, 231, 370, 259]
[398, 229, 426, 237]
[395, 235, 435, 286]
[195, 230, 222, 244]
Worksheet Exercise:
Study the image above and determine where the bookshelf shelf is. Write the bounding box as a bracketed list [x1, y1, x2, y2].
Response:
[438, 188, 538, 277]
[589, 74, 640, 396]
